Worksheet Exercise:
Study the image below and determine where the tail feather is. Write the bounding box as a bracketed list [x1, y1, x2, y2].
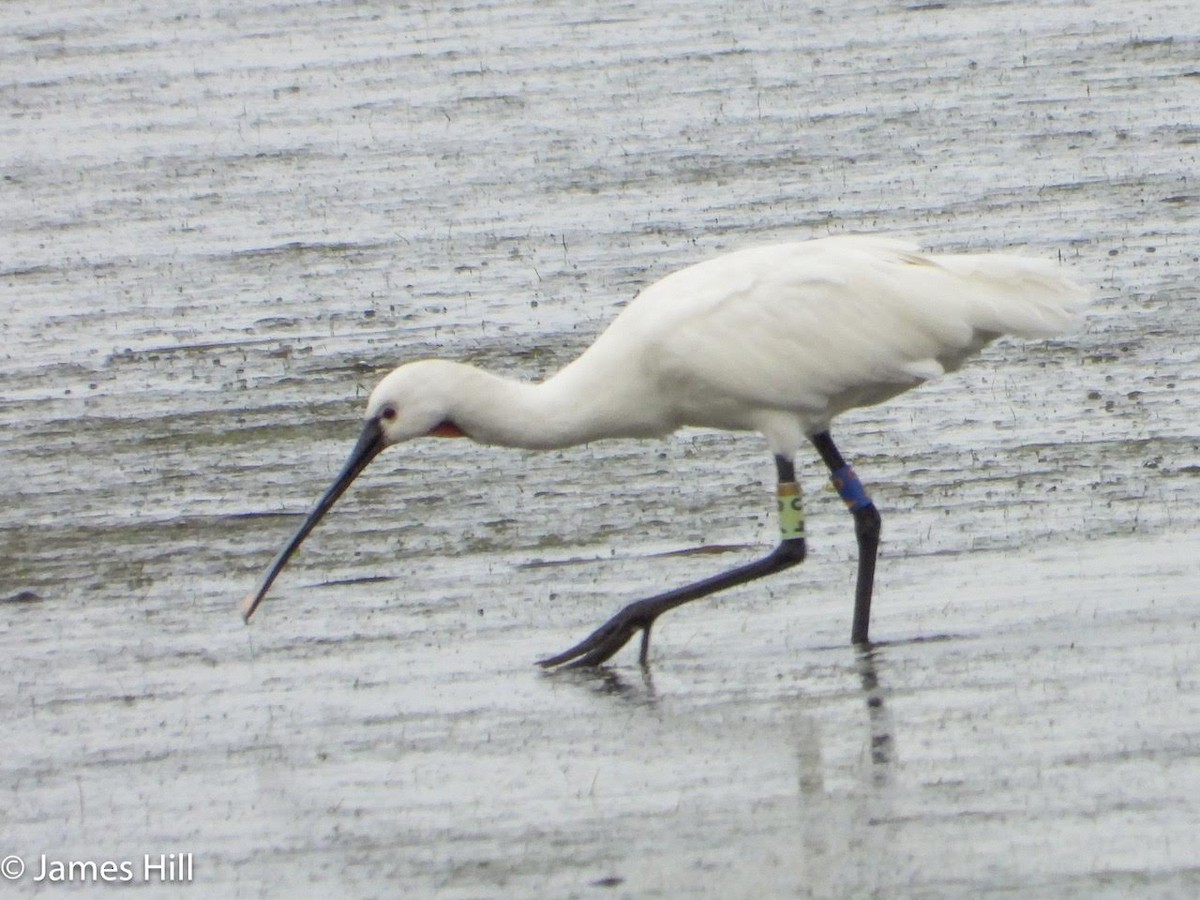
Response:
[934, 253, 1091, 339]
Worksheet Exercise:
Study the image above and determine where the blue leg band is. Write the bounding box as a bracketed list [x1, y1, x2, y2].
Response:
[831, 465, 873, 512]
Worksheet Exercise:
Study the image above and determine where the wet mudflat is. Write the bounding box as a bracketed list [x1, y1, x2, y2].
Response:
[2, 0, 1198, 896]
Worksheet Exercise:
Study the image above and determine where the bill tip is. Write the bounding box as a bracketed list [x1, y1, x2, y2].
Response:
[239, 592, 259, 623]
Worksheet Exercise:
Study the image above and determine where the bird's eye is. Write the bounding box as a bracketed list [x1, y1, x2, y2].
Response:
[379, 406, 397, 421]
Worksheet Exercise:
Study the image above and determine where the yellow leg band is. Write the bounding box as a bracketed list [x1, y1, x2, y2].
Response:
[777, 482, 805, 540]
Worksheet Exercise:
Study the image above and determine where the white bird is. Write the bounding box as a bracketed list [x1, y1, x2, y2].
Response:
[240, 235, 1088, 667]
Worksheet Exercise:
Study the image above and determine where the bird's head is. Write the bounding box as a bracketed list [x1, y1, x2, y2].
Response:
[366, 360, 467, 446]
[239, 360, 466, 622]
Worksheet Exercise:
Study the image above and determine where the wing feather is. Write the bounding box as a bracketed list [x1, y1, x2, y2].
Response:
[620, 237, 1086, 431]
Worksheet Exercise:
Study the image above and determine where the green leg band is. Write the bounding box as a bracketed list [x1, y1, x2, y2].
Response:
[777, 482, 805, 540]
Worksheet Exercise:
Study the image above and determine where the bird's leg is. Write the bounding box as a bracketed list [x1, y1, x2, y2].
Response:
[810, 431, 881, 645]
[538, 455, 808, 669]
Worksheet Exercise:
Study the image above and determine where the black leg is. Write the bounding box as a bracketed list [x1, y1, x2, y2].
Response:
[539, 455, 808, 668]
[810, 431, 881, 645]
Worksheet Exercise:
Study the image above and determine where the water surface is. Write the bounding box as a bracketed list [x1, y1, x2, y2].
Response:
[2, 1, 1198, 896]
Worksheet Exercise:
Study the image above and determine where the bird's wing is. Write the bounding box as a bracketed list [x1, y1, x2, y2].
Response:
[633, 238, 1084, 429]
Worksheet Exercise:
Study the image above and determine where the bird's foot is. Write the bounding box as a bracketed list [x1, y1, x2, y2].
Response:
[538, 599, 658, 669]
[539, 537, 809, 668]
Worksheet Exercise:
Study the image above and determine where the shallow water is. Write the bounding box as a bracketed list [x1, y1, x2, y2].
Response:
[2, 0, 1198, 896]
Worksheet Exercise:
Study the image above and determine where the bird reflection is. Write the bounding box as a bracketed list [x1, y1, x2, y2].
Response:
[543, 660, 658, 706]
[856, 646, 895, 780]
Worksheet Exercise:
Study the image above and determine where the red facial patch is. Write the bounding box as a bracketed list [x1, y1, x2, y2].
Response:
[429, 421, 465, 438]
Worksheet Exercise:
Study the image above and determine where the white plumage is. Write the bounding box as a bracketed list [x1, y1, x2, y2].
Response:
[241, 234, 1088, 666]
[366, 235, 1086, 453]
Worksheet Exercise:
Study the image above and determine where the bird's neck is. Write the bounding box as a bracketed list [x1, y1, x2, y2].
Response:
[447, 361, 668, 450]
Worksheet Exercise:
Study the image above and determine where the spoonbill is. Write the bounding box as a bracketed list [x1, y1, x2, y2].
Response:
[240, 235, 1087, 667]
